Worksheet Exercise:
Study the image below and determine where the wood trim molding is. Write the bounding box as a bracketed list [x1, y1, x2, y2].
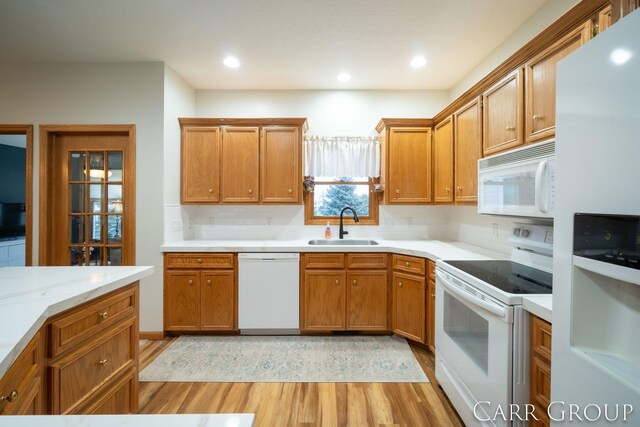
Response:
[433, 0, 610, 124]
[179, 117, 309, 131]
[39, 124, 136, 266]
[139, 332, 165, 340]
[0, 124, 33, 266]
[375, 118, 434, 133]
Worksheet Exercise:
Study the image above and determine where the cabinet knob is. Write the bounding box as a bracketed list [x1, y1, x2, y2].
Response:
[505, 126, 515, 131]
[248, 189, 253, 194]
[98, 311, 108, 320]
[98, 359, 108, 366]
[197, 258, 202, 263]
[335, 279, 339, 285]
[208, 188, 213, 193]
[457, 186, 462, 193]
[405, 262, 410, 267]
[0, 390, 18, 403]
[207, 280, 212, 285]
[352, 279, 357, 285]
[188, 280, 193, 285]
[398, 282, 403, 287]
[288, 189, 293, 194]
[533, 115, 544, 120]
[445, 187, 450, 193]
[395, 189, 400, 194]
[431, 293, 436, 298]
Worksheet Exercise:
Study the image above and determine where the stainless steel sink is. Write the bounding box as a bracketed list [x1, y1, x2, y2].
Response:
[308, 239, 379, 246]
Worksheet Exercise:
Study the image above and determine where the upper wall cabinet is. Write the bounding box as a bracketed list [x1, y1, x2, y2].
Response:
[260, 126, 301, 204]
[482, 69, 523, 156]
[179, 118, 307, 205]
[222, 127, 260, 203]
[377, 119, 432, 205]
[524, 21, 591, 144]
[181, 127, 221, 203]
[453, 97, 482, 203]
[433, 116, 454, 204]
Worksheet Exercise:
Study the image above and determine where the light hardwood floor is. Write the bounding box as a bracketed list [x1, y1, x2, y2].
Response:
[138, 337, 463, 427]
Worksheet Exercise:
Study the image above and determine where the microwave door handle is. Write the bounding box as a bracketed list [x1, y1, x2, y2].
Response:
[436, 270, 508, 320]
[535, 160, 548, 213]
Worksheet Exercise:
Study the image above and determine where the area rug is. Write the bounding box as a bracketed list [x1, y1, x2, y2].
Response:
[139, 335, 428, 383]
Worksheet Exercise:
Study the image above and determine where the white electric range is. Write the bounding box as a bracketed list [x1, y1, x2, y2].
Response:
[435, 223, 553, 427]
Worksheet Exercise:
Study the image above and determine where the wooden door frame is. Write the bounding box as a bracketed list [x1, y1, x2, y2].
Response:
[39, 125, 136, 266]
[0, 125, 34, 266]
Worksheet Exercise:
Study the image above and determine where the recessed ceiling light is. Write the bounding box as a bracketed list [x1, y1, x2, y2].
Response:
[337, 72, 351, 82]
[610, 48, 632, 65]
[223, 56, 240, 68]
[410, 56, 428, 68]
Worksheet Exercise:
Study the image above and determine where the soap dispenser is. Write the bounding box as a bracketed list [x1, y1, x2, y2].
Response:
[324, 222, 332, 239]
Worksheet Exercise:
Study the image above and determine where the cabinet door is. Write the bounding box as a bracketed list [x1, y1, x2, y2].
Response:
[347, 271, 388, 331]
[598, 5, 611, 33]
[181, 127, 221, 203]
[482, 69, 523, 156]
[164, 271, 200, 331]
[260, 126, 300, 204]
[387, 127, 432, 204]
[525, 22, 591, 144]
[433, 117, 454, 203]
[303, 270, 346, 330]
[392, 272, 426, 343]
[200, 270, 236, 331]
[453, 97, 482, 203]
[426, 279, 436, 350]
[221, 127, 259, 203]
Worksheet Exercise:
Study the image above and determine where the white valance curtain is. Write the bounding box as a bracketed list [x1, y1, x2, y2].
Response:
[304, 136, 380, 178]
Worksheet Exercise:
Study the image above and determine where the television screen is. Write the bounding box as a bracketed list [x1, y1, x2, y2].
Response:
[0, 203, 26, 238]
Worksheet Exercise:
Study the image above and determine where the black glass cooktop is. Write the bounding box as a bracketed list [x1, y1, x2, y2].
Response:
[445, 260, 553, 295]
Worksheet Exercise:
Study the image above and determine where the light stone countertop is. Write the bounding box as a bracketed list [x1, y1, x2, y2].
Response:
[0, 414, 255, 426]
[522, 295, 553, 323]
[0, 266, 154, 379]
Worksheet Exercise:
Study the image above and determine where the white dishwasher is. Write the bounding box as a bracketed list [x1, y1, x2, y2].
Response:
[238, 253, 300, 334]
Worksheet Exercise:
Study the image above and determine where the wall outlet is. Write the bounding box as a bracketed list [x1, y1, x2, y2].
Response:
[266, 217, 272, 227]
[492, 223, 499, 238]
[407, 217, 414, 228]
[207, 217, 215, 229]
[171, 219, 183, 232]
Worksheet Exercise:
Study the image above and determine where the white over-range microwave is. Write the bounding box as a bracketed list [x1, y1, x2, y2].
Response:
[478, 140, 555, 218]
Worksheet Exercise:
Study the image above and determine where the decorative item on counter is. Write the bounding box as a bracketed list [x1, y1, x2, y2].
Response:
[325, 222, 332, 239]
[303, 177, 315, 193]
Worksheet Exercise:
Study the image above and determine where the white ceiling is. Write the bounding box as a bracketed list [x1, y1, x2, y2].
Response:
[0, 0, 548, 90]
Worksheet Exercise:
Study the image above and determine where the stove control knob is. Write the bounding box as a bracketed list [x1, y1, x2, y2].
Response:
[512, 228, 522, 236]
[520, 229, 530, 237]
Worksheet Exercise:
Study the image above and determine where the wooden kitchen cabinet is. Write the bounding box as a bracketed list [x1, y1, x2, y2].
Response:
[525, 21, 591, 144]
[530, 314, 552, 427]
[433, 116, 454, 203]
[303, 270, 346, 331]
[0, 332, 44, 415]
[392, 271, 426, 343]
[482, 69, 524, 156]
[260, 126, 301, 204]
[377, 119, 433, 205]
[453, 97, 482, 203]
[180, 118, 307, 206]
[301, 253, 389, 332]
[347, 271, 388, 330]
[426, 260, 436, 351]
[164, 253, 237, 332]
[222, 126, 260, 203]
[181, 127, 221, 203]
[597, 4, 612, 33]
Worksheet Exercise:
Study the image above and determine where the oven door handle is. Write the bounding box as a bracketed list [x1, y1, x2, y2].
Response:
[436, 270, 509, 320]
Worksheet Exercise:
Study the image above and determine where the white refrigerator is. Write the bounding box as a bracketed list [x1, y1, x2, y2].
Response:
[553, 8, 640, 426]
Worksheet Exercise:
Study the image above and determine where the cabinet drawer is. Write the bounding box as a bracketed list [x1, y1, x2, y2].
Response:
[70, 367, 137, 415]
[50, 320, 135, 414]
[427, 259, 436, 282]
[392, 254, 426, 275]
[531, 315, 552, 363]
[303, 253, 345, 269]
[0, 332, 43, 415]
[346, 253, 387, 269]
[49, 285, 137, 357]
[165, 253, 234, 269]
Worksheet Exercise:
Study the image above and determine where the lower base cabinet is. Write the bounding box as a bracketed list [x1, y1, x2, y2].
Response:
[530, 314, 552, 427]
[0, 332, 44, 415]
[392, 271, 426, 342]
[301, 253, 388, 332]
[70, 367, 137, 415]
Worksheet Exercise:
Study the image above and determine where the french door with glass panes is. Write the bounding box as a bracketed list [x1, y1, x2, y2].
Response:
[43, 128, 135, 266]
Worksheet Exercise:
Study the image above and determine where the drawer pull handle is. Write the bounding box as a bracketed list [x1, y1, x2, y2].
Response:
[0, 390, 18, 403]
[398, 282, 403, 287]
[99, 311, 108, 320]
[98, 359, 108, 366]
[533, 115, 544, 120]
[505, 126, 516, 131]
